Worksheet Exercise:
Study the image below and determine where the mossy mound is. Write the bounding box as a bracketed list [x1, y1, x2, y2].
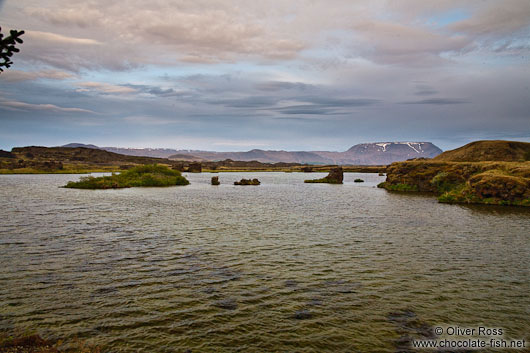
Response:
[439, 170, 530, 206]
[64, 164, 189, 189]
[234, 178, 260, 185]
[380, 160, 530, 206]
[354, 178, 364, 183]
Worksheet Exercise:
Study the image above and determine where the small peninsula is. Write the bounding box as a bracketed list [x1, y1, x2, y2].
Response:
[64, 164, 189, 189]
[304, 167, 343, 184]
[378, 141, 530, 207]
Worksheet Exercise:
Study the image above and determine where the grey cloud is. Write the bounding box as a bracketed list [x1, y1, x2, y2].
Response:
[415, 89, 438, 96]
[401, 98, 470, 105]
[256, 81, 314, 91]
[124, 84, 191, 97]
[298, 97, 379, 107]
[270, 105, 341, 115]
[210, 96, 279, 108]
[414, 84, 438, 96]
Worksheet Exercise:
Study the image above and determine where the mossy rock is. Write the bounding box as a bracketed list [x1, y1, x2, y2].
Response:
[234, 178, 260, 185]
[305, 167, 343, 184]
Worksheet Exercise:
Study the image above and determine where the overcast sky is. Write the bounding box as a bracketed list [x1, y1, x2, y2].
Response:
[0, 0, 529, 151]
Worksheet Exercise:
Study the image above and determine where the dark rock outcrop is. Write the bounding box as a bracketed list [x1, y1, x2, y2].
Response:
[0, 150, 15, 158]
[187, 162, 202, 173]
[234, 178, 260, 185]
[304, 167, 343, 184]
[211, 176, 220, 185]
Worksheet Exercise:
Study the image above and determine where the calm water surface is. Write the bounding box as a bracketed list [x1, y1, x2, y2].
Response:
[0, 172, 529, 352]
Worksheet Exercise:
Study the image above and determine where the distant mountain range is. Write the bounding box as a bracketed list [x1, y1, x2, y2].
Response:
[61, 142, 443, 165]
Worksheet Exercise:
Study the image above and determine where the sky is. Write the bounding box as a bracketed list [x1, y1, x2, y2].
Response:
[0, 0, 529, 151]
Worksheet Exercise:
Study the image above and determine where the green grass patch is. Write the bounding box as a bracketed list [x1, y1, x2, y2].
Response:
[64, 164, 189, 189]
[379, 183, 419, 192]
[304, 178, 342, 184]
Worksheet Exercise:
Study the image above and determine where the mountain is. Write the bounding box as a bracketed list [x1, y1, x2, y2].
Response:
[433, 140, 530, 162]
[102, 147, 180, 158]
[61, 144, 180, 158]
[169, 142, 442, 165]
[62, 143, 100, 149]
[169, 149, 331, 164]
[60, 141, 442, 165]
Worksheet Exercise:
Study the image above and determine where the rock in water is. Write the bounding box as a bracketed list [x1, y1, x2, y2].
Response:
[211, 176, 220, 185]
[234, 178, 260, 185]
[304, 167, 343, 184]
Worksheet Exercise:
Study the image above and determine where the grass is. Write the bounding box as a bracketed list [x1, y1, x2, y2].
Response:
[304, 178, 342, 184]
[378, 182, 419, 192]
[64, 164, 189, 189]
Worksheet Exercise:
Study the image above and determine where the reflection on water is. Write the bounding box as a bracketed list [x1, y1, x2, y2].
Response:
[0, 172, 529, 352]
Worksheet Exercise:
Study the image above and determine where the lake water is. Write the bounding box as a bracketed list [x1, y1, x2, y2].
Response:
[0, 172, 529, 352]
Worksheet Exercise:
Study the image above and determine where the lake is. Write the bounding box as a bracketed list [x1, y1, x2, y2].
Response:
[0, 172, 529, 352]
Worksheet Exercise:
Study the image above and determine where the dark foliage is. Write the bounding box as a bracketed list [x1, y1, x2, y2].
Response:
[0, 27, 24, 73]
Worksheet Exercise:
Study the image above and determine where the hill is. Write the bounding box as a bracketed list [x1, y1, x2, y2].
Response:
[0, 146, 306, 173]
[434, 140, 530, 162]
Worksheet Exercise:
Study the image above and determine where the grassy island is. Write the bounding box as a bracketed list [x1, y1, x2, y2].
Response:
[64, 164, 189, 189]
[234, 178, 260, 185]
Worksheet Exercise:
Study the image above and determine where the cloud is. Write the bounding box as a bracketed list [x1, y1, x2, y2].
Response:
[25, 6, 104, 28]
[350, 20, 471, 65]
[25, 30, 101, 45]
[0, 99, 96, 114]
[124, 84, 190, 97]
[122, 116, 176, 125]
[450, 0, 530, 37]
[298, 97, 379, 107]
[0, 70, 76, 82]
[210, 96, 279, 108]
[270, 105, 340, 115]
[400, 98, 470, 105]
[77, 82, 137, 94]
[255, 81, 314, 91]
